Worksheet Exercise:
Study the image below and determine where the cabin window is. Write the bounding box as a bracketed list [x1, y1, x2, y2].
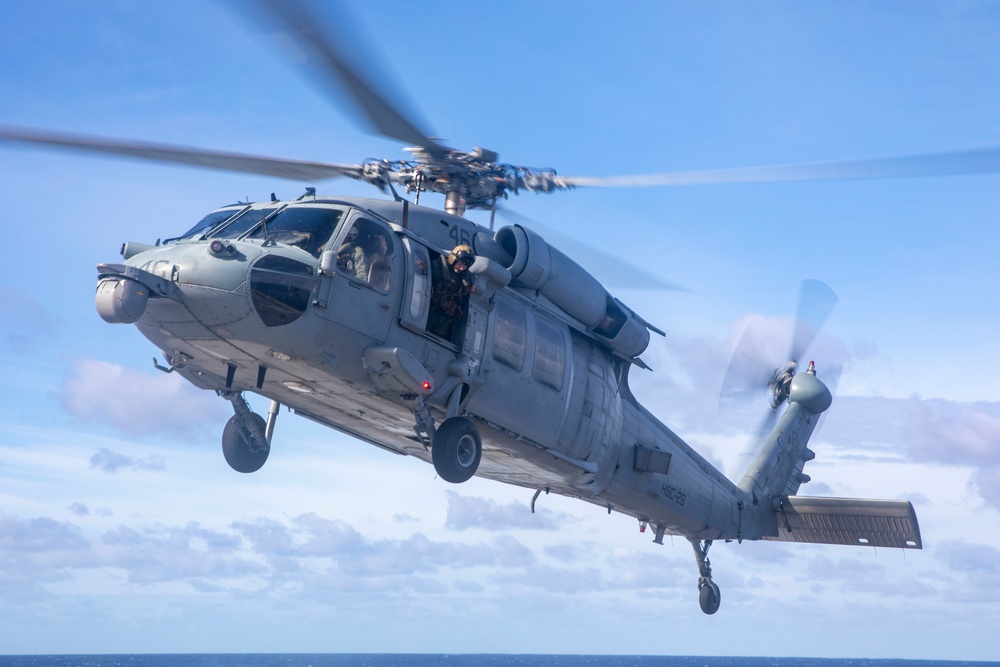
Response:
[410, 248, 430, 320]
[532, 316, 566, 391]
[492, 298, 526, 371]
[334, 219, 394, 291]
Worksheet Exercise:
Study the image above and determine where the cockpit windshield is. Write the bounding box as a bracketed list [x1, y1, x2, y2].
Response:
[208, 206, 281, 240]
[245, 206, 344, 258]
[167, 205, 247, 243]
[167, 203, 344, 258]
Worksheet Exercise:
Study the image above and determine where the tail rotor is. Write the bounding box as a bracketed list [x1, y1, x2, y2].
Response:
[719, 280, 839, 475]
[721, 279, 838, 413]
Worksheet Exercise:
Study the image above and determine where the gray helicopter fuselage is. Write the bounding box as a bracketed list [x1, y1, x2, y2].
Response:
[97, 195, 756, 540]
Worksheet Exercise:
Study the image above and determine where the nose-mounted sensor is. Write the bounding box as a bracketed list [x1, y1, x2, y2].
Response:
[209, 239, 236, 256]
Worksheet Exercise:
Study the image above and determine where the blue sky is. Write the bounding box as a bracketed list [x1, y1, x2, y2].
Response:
[2, 0, 1000, 659]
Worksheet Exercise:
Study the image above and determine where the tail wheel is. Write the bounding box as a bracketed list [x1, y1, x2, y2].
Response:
[698, 579, 721, 615]
[222, 413, 269, 473]
[432, 417, 482, 483]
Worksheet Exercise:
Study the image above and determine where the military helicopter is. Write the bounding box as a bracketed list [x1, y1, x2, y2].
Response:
[15, 0, 1000, 615]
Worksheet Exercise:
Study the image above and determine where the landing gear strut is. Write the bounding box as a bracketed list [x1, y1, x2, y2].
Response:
[691, 539, 721, 615]
[221, 392, 278, 473]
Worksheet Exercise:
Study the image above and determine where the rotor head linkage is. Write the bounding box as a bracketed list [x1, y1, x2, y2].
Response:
[767, 361, 798, 409]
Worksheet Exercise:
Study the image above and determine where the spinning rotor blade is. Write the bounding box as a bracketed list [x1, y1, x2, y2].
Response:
[561, 146, 1000, 189]
[718, 324, 778, 404]
[246, 0, 442, 151]
[0, 125, 363, 182]
[790, 279, 839, 363]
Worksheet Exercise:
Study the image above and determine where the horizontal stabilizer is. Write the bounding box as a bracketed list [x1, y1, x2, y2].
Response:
[765, 496, 922, 549]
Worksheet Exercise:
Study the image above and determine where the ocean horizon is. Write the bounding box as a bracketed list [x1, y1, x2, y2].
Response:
[0, 655, 997, 667]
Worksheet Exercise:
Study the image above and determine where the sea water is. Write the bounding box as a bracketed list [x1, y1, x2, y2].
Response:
[0, 657, 996, 667]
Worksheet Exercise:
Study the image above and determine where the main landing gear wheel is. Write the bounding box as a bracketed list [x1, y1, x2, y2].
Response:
[698, 579, 721, 615]
[222, 413, 269, 473]
[432, 417, 482, 484]
[691, 539, 721, 615]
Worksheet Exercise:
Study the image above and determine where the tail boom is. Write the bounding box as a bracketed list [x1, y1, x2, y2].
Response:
[738, 371, 831, 505]
[733, 369, 922, 550]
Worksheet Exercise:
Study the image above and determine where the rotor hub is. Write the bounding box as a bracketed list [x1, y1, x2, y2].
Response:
[767, 361, 797, 409]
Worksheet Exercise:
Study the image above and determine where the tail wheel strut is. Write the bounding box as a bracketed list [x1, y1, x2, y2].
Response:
[691, 539, 721, 615]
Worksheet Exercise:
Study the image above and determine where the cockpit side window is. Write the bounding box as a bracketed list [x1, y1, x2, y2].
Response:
[334, 218, 394, 291]
[247, 207, 344, 258]
[250, 255, 317, 327]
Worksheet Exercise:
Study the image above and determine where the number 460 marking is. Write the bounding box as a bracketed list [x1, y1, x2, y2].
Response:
[448, 225, 471, 247]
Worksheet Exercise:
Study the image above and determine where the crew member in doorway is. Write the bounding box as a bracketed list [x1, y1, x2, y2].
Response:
[428, 244, 475, 341]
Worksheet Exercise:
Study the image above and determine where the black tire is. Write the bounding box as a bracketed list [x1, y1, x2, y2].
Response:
[432, 417, 482, 483]
[699, 580, 721, 615]
[222, 413, 269, 473]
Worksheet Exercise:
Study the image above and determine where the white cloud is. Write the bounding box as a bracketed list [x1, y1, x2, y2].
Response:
[89, 447, 165, 474]
[907, 398, 1000, 466]
[936, 539, 1000, 576]
[0, 513, 88, 556]
[97, 522, 262, 585]
[59, 358, 228, 436]
[903, 397, 1000, 510]
[444, 490, 564, 531]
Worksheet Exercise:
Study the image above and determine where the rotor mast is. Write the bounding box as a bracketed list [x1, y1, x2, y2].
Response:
[445, 190, 468, 217]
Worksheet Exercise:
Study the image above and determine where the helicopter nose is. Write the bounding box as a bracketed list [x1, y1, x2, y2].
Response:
[156, 242, 264, 327]
[95, 259, 185, 324]
[96, 242, 262, 326]
[98, 242, 319, 331]
[168, 244, 319, 329]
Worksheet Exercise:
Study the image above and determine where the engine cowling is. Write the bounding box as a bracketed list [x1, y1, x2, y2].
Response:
[493, 224, 650, 358]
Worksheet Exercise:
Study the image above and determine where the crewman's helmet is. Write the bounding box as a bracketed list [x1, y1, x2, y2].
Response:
[448, 244, 475, 270]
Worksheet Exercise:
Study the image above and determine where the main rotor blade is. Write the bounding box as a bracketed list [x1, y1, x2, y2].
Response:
[790, 279, 838, 363]
[561, 146, 1000, 188]
[247, 0, 442, 151]
[0, 125, 363, 182]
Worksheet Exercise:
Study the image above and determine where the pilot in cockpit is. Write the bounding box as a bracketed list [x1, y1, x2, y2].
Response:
[261, 208, 338, 258]
[337, 222, 370, 280]
[366, 229, 392, 289]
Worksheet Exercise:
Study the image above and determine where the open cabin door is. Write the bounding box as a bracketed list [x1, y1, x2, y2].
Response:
[397, 238, 502, 405]
[399, 238, 489, 357]
[398, 237, 432, 335]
